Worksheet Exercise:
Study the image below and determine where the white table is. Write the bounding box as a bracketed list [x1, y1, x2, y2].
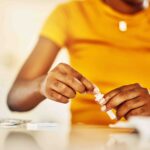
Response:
[0, 125, 149, 150]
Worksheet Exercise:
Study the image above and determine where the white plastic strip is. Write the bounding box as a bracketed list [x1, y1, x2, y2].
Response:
[94, 86, 116, 120]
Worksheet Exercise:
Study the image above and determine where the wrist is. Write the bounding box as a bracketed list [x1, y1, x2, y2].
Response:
[33, 75, 47, 100]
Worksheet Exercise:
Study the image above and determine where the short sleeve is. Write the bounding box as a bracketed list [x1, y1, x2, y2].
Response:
[40, 4, 68, 47]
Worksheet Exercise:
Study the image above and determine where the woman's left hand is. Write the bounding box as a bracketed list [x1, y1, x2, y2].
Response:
[102, 83, 150, 120]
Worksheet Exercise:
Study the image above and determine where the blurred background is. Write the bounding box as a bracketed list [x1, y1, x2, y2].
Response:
[0, 0, 70, 125]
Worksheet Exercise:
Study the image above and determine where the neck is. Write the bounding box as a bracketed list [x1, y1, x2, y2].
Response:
[102, 0, 148, 14]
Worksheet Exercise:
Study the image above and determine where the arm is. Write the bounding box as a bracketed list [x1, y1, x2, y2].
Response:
[7, 36, 95, 112]
[7, 36, 60, 111]
[102, 83, 150, 120]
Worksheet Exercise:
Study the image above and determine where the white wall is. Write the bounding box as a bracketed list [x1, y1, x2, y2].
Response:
[0, 0, 70, 125]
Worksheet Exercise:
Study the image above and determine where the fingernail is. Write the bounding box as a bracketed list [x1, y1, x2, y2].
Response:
[93, 86, 100, 94]
[101, 105, 107, 112]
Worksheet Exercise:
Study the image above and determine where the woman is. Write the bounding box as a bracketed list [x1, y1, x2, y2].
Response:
[7, 0, 150, 125]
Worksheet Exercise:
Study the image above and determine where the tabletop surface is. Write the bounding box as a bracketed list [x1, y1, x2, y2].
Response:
[0, 124, 149, 150]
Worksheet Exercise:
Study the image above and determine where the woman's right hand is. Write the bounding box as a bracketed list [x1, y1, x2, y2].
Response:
[40, 63, 95, 103]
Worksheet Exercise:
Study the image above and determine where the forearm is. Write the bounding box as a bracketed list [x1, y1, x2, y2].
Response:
[7, 76, 46, 112]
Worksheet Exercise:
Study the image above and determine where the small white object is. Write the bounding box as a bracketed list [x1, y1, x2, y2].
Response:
[95, 94, 104, 102]
[143, 0, 149, 8]
[119, 21, 127, 32]
[107, 110, 117, 120]
[93, 86, 100, 94]
[0, 118, 31, 129]
[99, 98, 106, 105]
[0, 118, 30, 126]
[129, 116, 150, 139]
[27, 122, 58, 130]
[109, 121, 135, 129]
[101, 105, 106, 112]
[94, 87, 116, 120]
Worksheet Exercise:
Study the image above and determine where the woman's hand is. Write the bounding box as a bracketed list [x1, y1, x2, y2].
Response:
[102, 83, 150, 120]
[40, 63, 94, 103]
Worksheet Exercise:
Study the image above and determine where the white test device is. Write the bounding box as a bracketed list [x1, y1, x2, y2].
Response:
[94, 87, 116, 120]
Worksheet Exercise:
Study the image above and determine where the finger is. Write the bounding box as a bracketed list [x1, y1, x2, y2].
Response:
[116, 97, 146, 119]
[55, 73, 86, 93]
[125, 106, 146, 120]
[50, 80, 76, 99]
[106, 87, 144, 110]
[104, 83, 141, 104]
[80, 77, 95, 92]
[45, 89, 69, 103]
[58, 63, 94, 92]
[57, 63, 83, 79]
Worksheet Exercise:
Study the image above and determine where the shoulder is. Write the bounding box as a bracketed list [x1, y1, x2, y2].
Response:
[56, 0, 90, 11]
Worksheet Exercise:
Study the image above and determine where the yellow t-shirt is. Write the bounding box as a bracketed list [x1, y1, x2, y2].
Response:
[41, 0, 150, 125]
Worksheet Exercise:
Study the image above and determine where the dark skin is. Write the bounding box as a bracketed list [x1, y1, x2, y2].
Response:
[7, 37, 94, 111]
[103, 0, 147, 14]
[100, 0, 150, 120]
[102, 83, 150, 120]
[7, 0, 150, 120]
